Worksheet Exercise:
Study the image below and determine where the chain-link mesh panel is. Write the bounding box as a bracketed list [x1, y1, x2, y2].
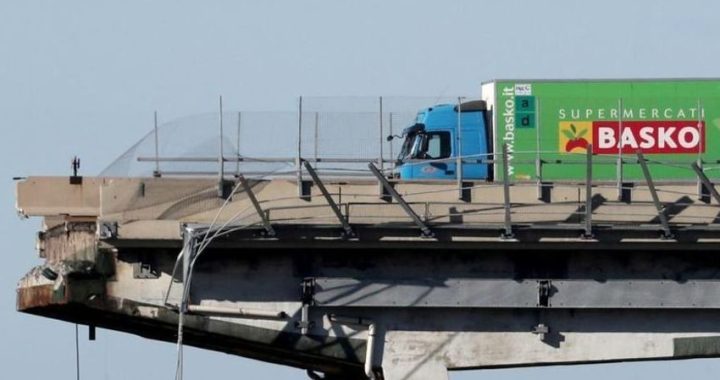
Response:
[101, 96, 470, 178]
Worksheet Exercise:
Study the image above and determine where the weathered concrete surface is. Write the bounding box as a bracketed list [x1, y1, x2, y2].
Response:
[16, 177, 102, 216]
[14, 176, 720, 379]
[17, 176, 720, 230]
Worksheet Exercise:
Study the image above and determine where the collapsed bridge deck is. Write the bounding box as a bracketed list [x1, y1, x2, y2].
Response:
[14, 172, 720, 380]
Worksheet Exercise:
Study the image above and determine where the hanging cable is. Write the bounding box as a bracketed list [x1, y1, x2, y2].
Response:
[75, 324, 80, 380]
[175, 302, 184, 380]
[164, 169, 287, 307]
[173, 169, 283, 380]
[173, 221, 260, 380]
[163, 205, 255, 307]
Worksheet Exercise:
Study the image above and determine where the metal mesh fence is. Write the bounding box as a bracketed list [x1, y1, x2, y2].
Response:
[99, 94, 719, 183]
[100, 96, 467, 178]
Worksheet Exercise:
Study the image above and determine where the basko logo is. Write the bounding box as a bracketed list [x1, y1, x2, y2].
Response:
[558, 120, 705, 154]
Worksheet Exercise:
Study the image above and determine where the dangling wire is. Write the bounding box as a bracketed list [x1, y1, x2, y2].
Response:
[75, 324, 80, 380]
[174, 235, 193, 380]
[172, 172, 274, 380]
[173, 221, 260, 380]
[163, 178, 255, 307]
[175, 308, 184, 380]
[163, 204, 255, 307]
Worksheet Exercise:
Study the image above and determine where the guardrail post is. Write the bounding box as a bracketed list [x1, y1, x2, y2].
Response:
[303, 161, 353, 237]
[379, 96, 384, 172]
[297, 96, 304, 197]
[616, 98, 624, 201]
[236, 112, 242, 176]
[535, 98, 542, 199]
[637, 151, 673, 239]
[501, 143, 513, 239]
[368, 163, 434, 238]
[217, 96, 231, 198]
[535, 159, 543, 200]
[378, 97, 386, 199]
[696, 98, 706, 202]
[181, 226, 197, 312]
[456, 97, 464, 201]
[582, 145, 593, 239]
[691, 162, 720, 205]
[314, 112, 319, 165]
[388, 112, 394, 167]
[153, 111, 161, 178]
[619, 181, 633, 204]
[237, 175, 275, 237]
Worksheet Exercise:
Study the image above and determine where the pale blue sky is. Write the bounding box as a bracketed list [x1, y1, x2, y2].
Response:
[3, 0, 720, 378]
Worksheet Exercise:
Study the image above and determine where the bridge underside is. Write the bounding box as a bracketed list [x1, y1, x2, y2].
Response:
[15, 176, 720, 379]
[18, 233, 720, 379]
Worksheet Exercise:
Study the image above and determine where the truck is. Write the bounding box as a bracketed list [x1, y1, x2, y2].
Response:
[392, 79, 720, 182]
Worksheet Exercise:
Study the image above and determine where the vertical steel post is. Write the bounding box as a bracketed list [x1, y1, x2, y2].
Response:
[218, 96, 225, 197]
[237, 175, 276, 236]
[314, 112, 319, 164]
[297, 96, 303, 196]
[535, 98, 542, 199]
[457, 97, 464, 200]
[616, 98, 624, 200]
[691, 162, 720, 205]
[177, 227, 195, 380]
[379, 96, 384, 171]
[75, 324, 80, 380]
[236, 112, 241, 176]
[181, 227, 195, 312]
[389, 112, 394, 162]
[369, 163, 433, 238]
[637, 151, 673, 239]
[153, 110, 160, 177]
[584, 145, 593, 238]
[303, 161, 353, 237]
[501, 143, 513, 238]
[300, 304, 310, 335]
[697, 98, 704, 199]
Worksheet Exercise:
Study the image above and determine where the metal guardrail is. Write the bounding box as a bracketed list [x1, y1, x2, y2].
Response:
[124, 97, 720, 240]
[244, 166, 720, 241]
[131, 97, 719, 198]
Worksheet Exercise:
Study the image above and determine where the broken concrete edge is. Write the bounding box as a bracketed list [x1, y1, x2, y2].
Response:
[16, 279, 368, 377]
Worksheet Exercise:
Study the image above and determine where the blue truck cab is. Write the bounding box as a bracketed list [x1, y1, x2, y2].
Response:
[392, 100, 490, 180]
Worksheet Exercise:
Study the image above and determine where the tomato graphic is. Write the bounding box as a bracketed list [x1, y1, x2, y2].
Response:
[562, 123, 590, 152]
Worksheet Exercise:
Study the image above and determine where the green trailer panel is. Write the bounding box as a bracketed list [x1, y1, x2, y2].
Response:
[484, 79, 720, 182]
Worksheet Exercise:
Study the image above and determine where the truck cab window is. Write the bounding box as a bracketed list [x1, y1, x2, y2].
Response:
[414, 132, 451, 159]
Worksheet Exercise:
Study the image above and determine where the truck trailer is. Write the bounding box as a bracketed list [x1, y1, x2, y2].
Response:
[393, 79, 720, 182]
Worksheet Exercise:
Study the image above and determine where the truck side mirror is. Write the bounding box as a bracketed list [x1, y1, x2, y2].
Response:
[386, 135, 394, 142]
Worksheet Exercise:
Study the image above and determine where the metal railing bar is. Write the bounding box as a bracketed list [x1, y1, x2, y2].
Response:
[637, 151, 673, 239]
[303, 161, 354, 237]
[691, 162, 720, 205]
[368, 163, 434, 238]
[237, 175, 275, 237]
[138, 156, 396, 164]
[501, 143, 513, 238]
[584, 146, 593, 238]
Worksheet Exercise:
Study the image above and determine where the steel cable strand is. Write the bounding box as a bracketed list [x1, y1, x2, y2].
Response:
[163, 204, 254, 307]
[164, 167, 286, 306]
[172, 169, 279, 380]
[174, 221, 261, 380]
